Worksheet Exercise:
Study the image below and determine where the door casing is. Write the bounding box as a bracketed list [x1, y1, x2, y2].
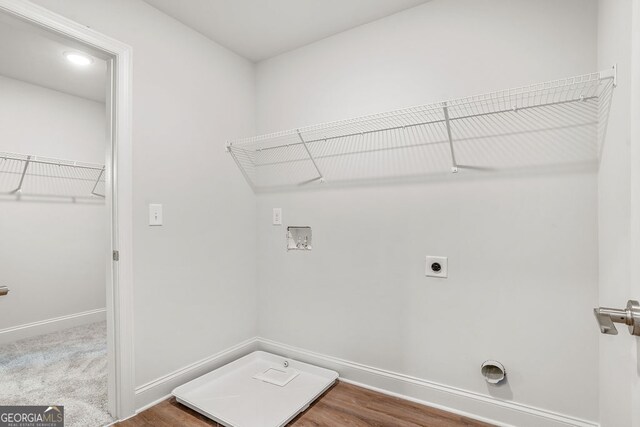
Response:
[0, 0, 136, 419]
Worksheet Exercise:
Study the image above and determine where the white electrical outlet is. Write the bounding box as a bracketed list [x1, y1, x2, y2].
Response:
[149, 204, 163, 226]
[425, 256, 448, 278]
[273, 208, 282, 225]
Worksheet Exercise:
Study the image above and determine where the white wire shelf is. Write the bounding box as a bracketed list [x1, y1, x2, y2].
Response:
[0, 152, 106, 199]
[227, 67, 616, 191]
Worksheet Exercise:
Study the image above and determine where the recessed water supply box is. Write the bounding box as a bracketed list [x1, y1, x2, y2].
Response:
[287, 226, 312, 251]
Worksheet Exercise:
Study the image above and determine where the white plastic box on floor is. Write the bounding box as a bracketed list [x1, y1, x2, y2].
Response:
[172, 351, 339, 427]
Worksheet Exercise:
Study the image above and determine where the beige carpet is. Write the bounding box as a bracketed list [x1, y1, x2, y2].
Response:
[0, 321, 114, 427]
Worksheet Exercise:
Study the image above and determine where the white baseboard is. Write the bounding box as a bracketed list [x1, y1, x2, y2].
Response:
[133, 337, 598, 427]
[134, 337, 259, 411]
[256, 338, 599, 427]
[0, 308, 106, 345]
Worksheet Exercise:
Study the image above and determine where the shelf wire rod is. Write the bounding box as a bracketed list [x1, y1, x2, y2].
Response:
[9, 156, 30, 194]
[413, 120, 431, 171]
[525, 95, 598, 130]
[91, 167, 106, 198]
[296, 129, 325, 183]
[227, 144, 257, 192]
[258, 119, 447, 153]
[0, 154, 103, 171]
[254, 134, 452, 168]
[515, 107, 576, 161]
[456, 114, 491, 169]
[543, 98, 599, 127]
[597, 81, 615, 155]
[251, 96, 600, 171]
[461, 116, 489, 168]
[442, 103, 459, 173]
[0, 167, 105, 183]
[467, 107, 520, 164]
[411, 119, 433, 172]
[252, 94, 599, 155]
[464, 100, 595, 167]
[521, 102, 599, 158]
[557, 80, 576, 105]
[407, 122, 425, 173]
[405, 108, 423, 130]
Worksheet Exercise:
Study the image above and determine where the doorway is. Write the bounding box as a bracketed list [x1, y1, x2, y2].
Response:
[0, 0, 134, 422]
[0, 10, 110, 426]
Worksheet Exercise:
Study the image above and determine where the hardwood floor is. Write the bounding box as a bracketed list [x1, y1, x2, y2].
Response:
[117, 381, 492, 427]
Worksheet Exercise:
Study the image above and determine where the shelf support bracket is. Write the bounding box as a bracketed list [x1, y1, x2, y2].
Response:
[296, 129, 325, 183]
[442, 103, 459, 173]
[91, 166, 106, 198]
[600, 64, 617, 87]
[10, 155, 31, 194]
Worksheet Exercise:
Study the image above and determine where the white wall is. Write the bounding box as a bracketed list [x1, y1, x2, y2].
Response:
[25, 1, 629, 424]
[255, 0, 600, 422]
[30, 0, 258, 390]
[597, 1, 633, 426]
[0, 75, 107, 338]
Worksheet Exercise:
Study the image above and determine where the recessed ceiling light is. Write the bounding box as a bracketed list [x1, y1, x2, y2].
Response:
[64, 51, 94, 66]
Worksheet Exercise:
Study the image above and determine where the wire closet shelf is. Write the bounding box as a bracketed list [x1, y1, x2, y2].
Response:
[227, 67, 616, 192]
[0, 152, 106, 199]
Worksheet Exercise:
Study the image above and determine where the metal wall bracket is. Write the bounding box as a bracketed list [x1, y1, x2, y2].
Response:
[442, 103, 459, 173]
[10, 155, 31, 194]
[296, 129, 325, 183]
[0, 286, 9, 297]
[600, 64, 617, 88]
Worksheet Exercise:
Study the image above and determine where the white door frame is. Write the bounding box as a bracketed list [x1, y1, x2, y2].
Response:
[0, 0, 135, 419]
[630, 2, 640, 425]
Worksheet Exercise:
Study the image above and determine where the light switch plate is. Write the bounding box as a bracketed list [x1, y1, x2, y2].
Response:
[425, 256, 448, 278]
[149, 204, 163, 226]
[273, 208, 282, 225]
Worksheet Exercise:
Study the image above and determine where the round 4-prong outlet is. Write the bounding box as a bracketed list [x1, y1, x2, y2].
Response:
[425, 256, 448, 278]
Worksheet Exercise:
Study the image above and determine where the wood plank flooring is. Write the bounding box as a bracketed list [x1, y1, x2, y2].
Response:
[117, 381, 492, 427]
